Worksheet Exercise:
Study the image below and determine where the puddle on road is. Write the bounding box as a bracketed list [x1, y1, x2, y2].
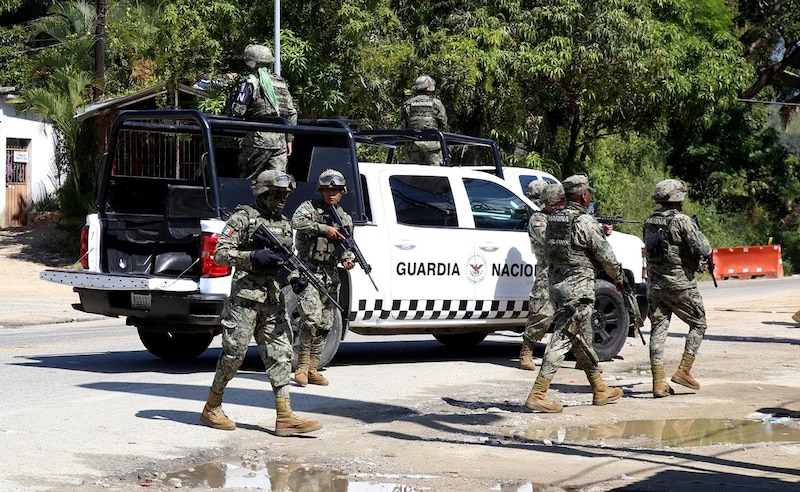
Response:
[159, 459, 563, 491]
[524, 418, 800, 448]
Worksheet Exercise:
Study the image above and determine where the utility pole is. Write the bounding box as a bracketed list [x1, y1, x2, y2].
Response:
[93, 0, 106, 100]
[274, 0, 281, 76]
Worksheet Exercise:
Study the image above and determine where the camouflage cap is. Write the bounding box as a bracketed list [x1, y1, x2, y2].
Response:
[541, 182, 565, 206]
[652, 178, 687, 203]
[561, 174, 595, 195]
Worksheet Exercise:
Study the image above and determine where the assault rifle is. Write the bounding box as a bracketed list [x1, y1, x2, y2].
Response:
[327, 206, 379, 291]
[594, 215, 642, 225]
[253, 224, 345, 312]
[691, 215, 718, 288]
[622, 276, 646, 345]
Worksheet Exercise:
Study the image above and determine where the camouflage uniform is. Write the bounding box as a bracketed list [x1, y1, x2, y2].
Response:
[522, 193, 555, 345]
[291, 199, 355, 361]
[644, 209, 710, 364]
[524, 175, 624, 413]
[231, 70, 298, 176]
[200, 169, 321, 435]
[210, 204, 294, 398]
[400, 76, 448, 165]
[643, 179, 711, 397]
[539, 201, 624, 380]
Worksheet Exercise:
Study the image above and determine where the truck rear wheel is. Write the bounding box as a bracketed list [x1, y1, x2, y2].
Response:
[592, 279, 630, 361]
[136, 326, 214, 361]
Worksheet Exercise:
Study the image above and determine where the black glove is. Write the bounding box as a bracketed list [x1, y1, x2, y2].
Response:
[250, 249, 283, 269]
[290, 276, 309, 294]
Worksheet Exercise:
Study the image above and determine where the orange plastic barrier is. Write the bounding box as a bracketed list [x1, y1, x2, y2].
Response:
[711, 245, 783, 280]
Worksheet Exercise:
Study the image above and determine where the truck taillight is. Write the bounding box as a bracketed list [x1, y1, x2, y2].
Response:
[79, 226, 89, 269]
[201, 232, 231, 278]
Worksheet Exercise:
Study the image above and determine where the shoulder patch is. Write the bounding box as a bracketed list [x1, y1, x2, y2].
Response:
[221, 225, 235, 237]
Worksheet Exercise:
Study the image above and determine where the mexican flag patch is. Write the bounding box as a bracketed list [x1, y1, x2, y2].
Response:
[221, 225, 235, 237]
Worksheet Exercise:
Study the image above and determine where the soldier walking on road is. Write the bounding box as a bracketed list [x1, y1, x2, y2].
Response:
[229, 44, 298, 177]
[400, 75, 448, 165]
[200, 170, 322, 437]
[524, 174, 625, 413]
[643, 179, 711, 398]
[518, 181, 564, 370]
[291, 169, 356, 387]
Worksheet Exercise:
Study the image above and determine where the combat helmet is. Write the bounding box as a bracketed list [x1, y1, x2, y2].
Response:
[252, 169, 295, 196]
[541, 182, 565, 207]
[316, 169, 347, 193]
[525, 180, 548, 201]
[652, 179, 687, 203]
[412, 75, 436, 93]
[244, 44, 274, 68]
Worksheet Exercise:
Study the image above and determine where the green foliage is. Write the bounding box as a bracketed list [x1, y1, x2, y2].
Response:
[0, 24, 29, 86]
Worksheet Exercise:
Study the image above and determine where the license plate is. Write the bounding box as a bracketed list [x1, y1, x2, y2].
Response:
[131, 293, 152, 309]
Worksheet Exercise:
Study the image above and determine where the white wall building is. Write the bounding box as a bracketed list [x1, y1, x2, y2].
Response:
[1, 87, 58, 228]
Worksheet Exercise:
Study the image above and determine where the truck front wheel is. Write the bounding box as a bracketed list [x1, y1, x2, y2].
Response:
[284, 288, 343, 369]
[136, 327, 214, 361]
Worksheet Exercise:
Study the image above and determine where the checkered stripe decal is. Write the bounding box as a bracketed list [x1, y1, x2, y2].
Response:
[348, 299, 529, 322]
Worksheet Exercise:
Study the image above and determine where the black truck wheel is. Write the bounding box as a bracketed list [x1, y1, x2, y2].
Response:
[592, 279, 630, 361]
[284, 289, 343, 369]
[136, 326, 214, 361]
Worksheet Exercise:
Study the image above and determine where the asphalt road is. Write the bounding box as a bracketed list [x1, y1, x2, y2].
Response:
[3, 277, 800, 491]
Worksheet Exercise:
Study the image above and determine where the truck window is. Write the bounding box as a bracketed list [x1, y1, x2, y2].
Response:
[515, 174, 557, 196]
[463, 178, 530, 230]
[389, 175, 458, 227]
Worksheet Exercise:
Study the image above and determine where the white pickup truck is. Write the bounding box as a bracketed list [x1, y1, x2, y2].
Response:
[40, 111, 646, 365]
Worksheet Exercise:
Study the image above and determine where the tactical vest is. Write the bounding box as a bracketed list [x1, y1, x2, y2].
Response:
[295, 200, 347, 265]
[404, 95, 440, 129]
[240, 205, 292, 274]
[643, 214, 681, 266]
[545, 209, 594, 268]
[245, 74, 293, 119]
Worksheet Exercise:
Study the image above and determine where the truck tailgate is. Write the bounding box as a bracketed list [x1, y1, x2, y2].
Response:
[40, 270, 198, 292]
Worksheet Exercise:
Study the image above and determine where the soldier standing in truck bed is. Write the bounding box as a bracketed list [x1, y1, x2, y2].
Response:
[400, 75, 448, 165]
[228, 44, 298, 177]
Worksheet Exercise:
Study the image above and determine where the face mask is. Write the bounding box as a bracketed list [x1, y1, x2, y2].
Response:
[256, 192, 288, 215]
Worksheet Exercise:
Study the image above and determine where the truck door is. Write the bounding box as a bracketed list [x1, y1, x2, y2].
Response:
[460, 176, 535, 305]
[383, 171, 477, 321]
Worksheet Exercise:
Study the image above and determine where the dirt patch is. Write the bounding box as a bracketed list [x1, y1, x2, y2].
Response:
[0, 212, 80, 267]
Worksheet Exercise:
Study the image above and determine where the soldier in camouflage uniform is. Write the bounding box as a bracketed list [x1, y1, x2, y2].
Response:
[200, 170, 322, 437]
[400, 75, 448, 165]
[643, 179, 711, 398]
[518, 181, 564, 370]
[524, 174, 625, 413]
[229, 44, 298, 177]
[291, 169, 356, 386]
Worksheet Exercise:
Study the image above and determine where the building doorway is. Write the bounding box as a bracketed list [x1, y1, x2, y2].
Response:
[5, 138, 30, 227]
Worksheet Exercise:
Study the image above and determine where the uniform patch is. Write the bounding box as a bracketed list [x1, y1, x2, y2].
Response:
[222, 225, 235, 237]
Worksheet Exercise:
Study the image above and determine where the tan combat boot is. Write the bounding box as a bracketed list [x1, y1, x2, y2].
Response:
[308, 354, 330, 386]
[524, 377, 563, 413]
[200, 389, 236, 430]
[274, 397, 322, 437]
[294, 351, 309, 387]
[518, 341, 536, 370]
[588, 373, 623, 406]
[651, 365, 674, 398]
[671, 353, 700, 390]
